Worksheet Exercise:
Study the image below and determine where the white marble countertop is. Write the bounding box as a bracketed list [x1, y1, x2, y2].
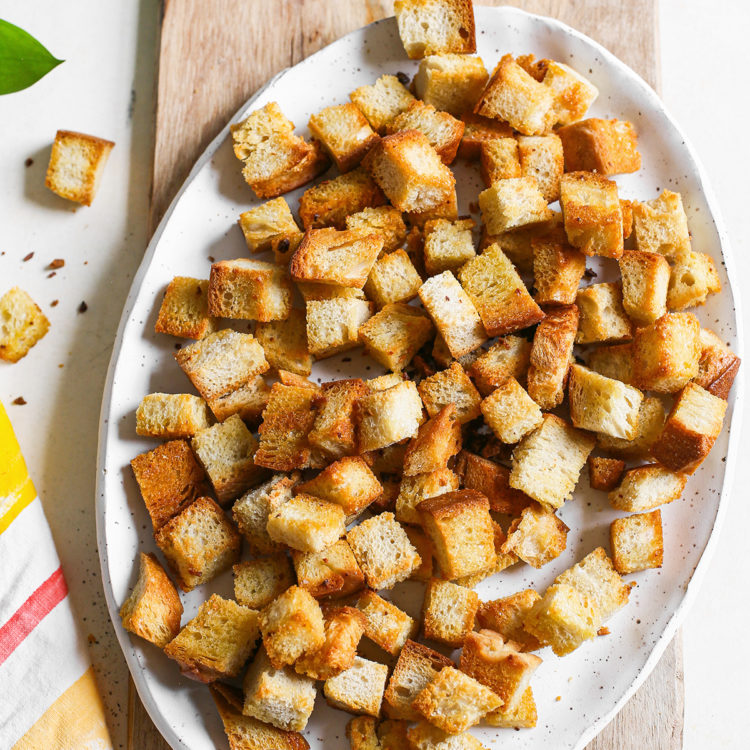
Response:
[0, 1, 747, 747]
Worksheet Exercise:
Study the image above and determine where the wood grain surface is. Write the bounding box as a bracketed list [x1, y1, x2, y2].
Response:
[134, 1, 682, 749]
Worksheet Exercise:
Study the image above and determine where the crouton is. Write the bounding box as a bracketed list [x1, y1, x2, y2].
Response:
[306, 297, 374, 359]
[509, 414, 595, 511]
[695, 328, 741, 399]
[251, 139, 330, 199]
[517, 134, 564, 202]
[273, 232, 306, 266]
[452, 518, 518, 586]
[568, 364, 643, 440]
[346, 716, 379, 750]
[479, 138, 521, 186]
[418, 271, 487, 358]
[406, 722, 488, 749]
[242, 647, 317, 731]
[163, 595, 258, 682]
[396, 469, 459, 524]
[503, 505, 569, 568]
[587, 342, 635, 385]
[357, 380, 424, 452]
[633, 312, 701, 392]
[423, 217, 476, 276]
[295, 605, 366, 680]
[588, 456, 626, 491]
[460, 630, 542, 713]
[0, 287, 50, 363]
[459, 112, 513, 160]
[234, 556, 295, 610]
[367, 372, 407, 392]
[45, 129, 114, 205]
[532, 233, 586, 306]
[130, 440, 206, 529]
[406, 188, 460, 231]
[357, 589, 418, 655]
[412, 666, 502, 733]
[255, 310, 312, 377]
[155, 277, 217, 340]
[422, 578, 478, 647]
[404, 525, 435, 581]
[454, 451, 532, 515]
[363, 130, 456, 214]
[469, 336, 532, 396]
[387, 100, 464, 164]
[418, 361, 482, 424]
[324, 656, 389, 717]
[485, 686, 537, 729]
[238, 197, 300, 253]
[351, 74, 416, 133]
[377, 720, 410, 750]
[667, 250, 721, 311]
[394, 0, 476, 58]
[475, 54, 554, 135]
[413, 53, 489, 116]
[120, 552, 182, 648]
[403, 404, 461, 476]
[267, 493, 346, 553]
[621, 198, 634, 239]
[611, 510, 663, 575]
[481, 378, 543, 444]
[208, 259, 293, 321]
[527, 304, 579, 409]
[297, 456, 382, 516]
[292, 540, 365, 599]
[476, 590, 542, 652]
[575, 282, 633, 344]
[347, 512, 421, 589]
[307, 379, 367, 461]
[418, 490, 495, 579]
[557, 118, 640, 174]
[430, 333, 483, 370]
[632, 190, 691, 260]
[364, 249, 422, 308]
[597, 396, 667, 458]
[347, 206, 408, 256]
[135, 393, 210, 439]
[359, 303, 434, 372]
[617, 249, 671, 325]
[479, 177, 554, 235]
[481, 218, 561, 273]
[308, 103, 380, 172]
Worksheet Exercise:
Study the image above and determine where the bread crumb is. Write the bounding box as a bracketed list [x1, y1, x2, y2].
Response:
[48, 259, 65, 269]
[23, 252, 34, 262]
[12, 397, 27, 405]
[78, 301, 88, 313]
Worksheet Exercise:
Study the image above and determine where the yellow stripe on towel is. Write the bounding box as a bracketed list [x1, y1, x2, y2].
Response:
[0, 403, 36, 535]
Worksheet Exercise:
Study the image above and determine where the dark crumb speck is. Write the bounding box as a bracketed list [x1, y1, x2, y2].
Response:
[50, 300, 59, 307]
[48, 258, 65, 270]
[47, 272, 56, 278]
[396, 71, 410, 86]
[12, 397, 27, 405]
[208, 255, 215, 262]
[78, 301, 88, 313]
[342, 357, 351, 362]
[583, 268, 598, 279]
[175, 343, 182, 350]
[23, 252, 34, 262]
[25, 158, 34, 168]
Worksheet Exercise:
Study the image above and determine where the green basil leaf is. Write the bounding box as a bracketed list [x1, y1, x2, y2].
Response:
[0, 19, 63, 95]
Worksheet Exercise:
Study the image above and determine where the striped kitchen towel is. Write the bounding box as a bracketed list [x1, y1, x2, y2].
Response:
[0, 402, 113, 749]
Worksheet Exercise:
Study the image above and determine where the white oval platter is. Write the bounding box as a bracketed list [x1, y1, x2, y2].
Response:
[96, 6, 743, 750]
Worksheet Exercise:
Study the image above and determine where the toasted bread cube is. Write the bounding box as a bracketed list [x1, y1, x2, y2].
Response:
[0, 287, 50, 363]
[359, 303, 434, 372]
[383, 640, 453, 720]
[652, 381, 727, 473]
[347, 512, 421, 589]
[347, 206, 408, 256]
[597, 396, 667, 458]
[469, 336, 531, 396]
[324, 656, 389, 717]
[251, 139, 330, 199]
[155, 277, 217, 339]
[298, 456, 382, 516]
[238, 197, 300, 253]
[406, 187, 459, 230]
[475, 54, 554, 135]
[503, 505, 569, 568]
[404, 525, 435, 581]
[135, 393, 210, 439]
[367, 372, 408, 392]
[394, 0, 476, 58]
[267, 494, 346, 553]
[485, 685, 537, 728]
[481, 378, 543, 444]
[452, 518, 518, 587]
[510, 414, 595, 511]
[454, 451, 532, 515]
[255, 310, 312, 377]
[423, 217, 476, 276]
[422, 578, 478, 647]
[273, 232, 305, 266]
[357, 589, 418, 655]
[192, 415, 264, 503]
[633, 312, 701, 392]
[45, 129, 114, 205]
[377, 720, 410, 749]
[347, 716, 379, 750]
[557, 118, 640, 174]
[695, 329, 741, 400]
[306, 297, 373, 359]
[407, 722, 488, 750]
[364, 249, 422, 308]
[292, 539, 365, 599]
[357, 380, 424, 452]
[308, 379, 368, 460]
[587, 342, 635, 385]
[619, 249, 670, 325]
[163, 594, 258, 682]
[418, 361, 482, 424]
[403, 404, 461, 476]
[568, 365, 643, 440]
[309, 103, 380, 172]
[476, 590, 542, 652]
[517, 134, 564, 202]
[527, 304, 579, 409]
[120, 552, 182, 648]
[575, 282, 633, 344]
[155, 496, 240, 591]
[413, 53, 488, 116]
[479, 177, 554, 235]
[418, 490, 495, 580]
[632, 190, 691, 260]
[588, 457, 625, 491]
[233, 557, 294, 610]
[667, 250, 721, 311]
[130, 440, 206, 529]
[523, 583, 598, 656]
[460, 630, 542, 713]
[479, 138, 521, 186]
[430, 332, 482, 370]
[363, 130, 456, 214]
[459, 112, 513, 160]
[242, 647, 317, 731]
[481, 219, 562, 274]
[387, 100, 464, 164]
[396, 469, 459, 524]
[412, 666, 502, 733]
[532, 233, 586, 306]
[351, 74, 416, 133]
[611, 510, 664, 574]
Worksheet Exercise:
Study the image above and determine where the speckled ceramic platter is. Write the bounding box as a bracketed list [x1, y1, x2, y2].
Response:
[97, 6, 742, 750]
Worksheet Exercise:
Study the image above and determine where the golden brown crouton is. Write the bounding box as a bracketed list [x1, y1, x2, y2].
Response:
[403, 404, 461, 476]
[238, 197, 300, 254]
[404, 525, 435, 582]
[418, 361, 482, 424]
[387, 100, 465, 164]
[476, 590, 541, 652]
[532, 234, 586, 306]
[357, 380, 424, 452]
[309, 103, 380, 172]
[503, 505, 569, 568]
[479, 137, 521, 187]
[346, 716, 379, 750]
[255, 309, 312, 377]
[695, 329, 741, 400]
[469, 336, 532, 396]
[423, 217, 476, 276]
[234, 557, 295, 610]
[251, 139, 330, 199]
[135, 393, 210, 440]
[359, 303, 434, 372]
[396, 469, 459, 524]
[350, 74, 416, 133]
[575, 282, 633, 344]
[485, 686, 537, 729]
[0, 287, 50, 363]
[266, 493, 346, 553]
[454, 451, 533, 515]
[459, 112, 513, 160]
[667, 250, 721, 311]
[422, 578, 479, 647]
[394, 0, 476, 58]
[406, 188, 459, 230]
[479, 177, 554, 235]
[297, 456, 382, 516]
[557, 118, 641, 174]
[155, 277, 217, 340]
[517, 134, 564, 202]
[357, 589, 418, 655]
[308, 379, 368, 461]
[481, 377, 543, 444]
[618, 249, 671, 325]
[611, 510, 664, 574]
[324, 656, 389, 717]
[587, 342, 635, 385]
[609, 463, 686, 512]
[413, 53, 489, 116]
[632, 190, 691, 260]
[364, 249, 423, 308]
[306, 297, 374, 359]
[406, 722, 488, 749]
[347, 206, 408, 256]
[588, 456, 626, 491]
[292, 540, 365, 599]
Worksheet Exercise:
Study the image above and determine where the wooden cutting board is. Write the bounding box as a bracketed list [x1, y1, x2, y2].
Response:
[132, 1, 683, 748]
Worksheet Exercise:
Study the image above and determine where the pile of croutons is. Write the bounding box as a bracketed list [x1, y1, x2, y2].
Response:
[120, 1, 740, 748]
